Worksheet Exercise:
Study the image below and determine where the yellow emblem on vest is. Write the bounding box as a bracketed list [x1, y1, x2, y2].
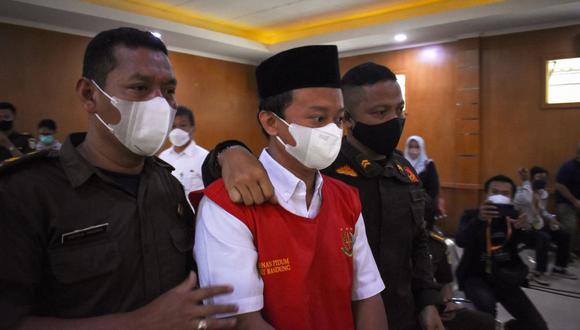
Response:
[340, 227, 354, 257]
[360, 159, 371, 169]
[396, 164, 405, 175]
[336, 165, 358, 177]
[259, 257, 291, 276]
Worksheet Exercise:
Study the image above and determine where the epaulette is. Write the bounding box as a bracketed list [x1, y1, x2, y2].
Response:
[0, 149, 57, 175]
[151, 156, 175, 171]
[351, 153, 383, 178]
[429, 230, 447, 244]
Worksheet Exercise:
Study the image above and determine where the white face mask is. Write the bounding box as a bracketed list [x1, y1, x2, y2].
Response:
[274, 114, 343, 170]
[169, 128, 191, 147]
[407, 147, 420, 160]
[92, 81, 176, 156]
[487, 194, 512, 205]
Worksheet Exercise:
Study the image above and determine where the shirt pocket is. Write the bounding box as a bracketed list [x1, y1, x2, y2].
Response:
[49, 241, 121, 284]
[170, 224, 194, 253]
[156, 224, 194, 288]
[182, 170, 204, 192]
[409, 188, 426, 226]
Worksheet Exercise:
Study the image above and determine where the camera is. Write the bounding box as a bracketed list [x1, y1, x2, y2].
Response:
[489, 203, 519, 220]
[487, 203, 519, 247]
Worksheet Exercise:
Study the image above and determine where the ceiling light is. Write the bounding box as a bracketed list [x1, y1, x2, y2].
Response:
[394, 33, 407, 42]
[151, 31, 162, 39]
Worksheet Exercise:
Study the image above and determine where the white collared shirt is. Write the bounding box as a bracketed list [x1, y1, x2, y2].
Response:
[514, 181, 555, 230]
[260, 147, 323, 219]
[36, 140, 62, 151]
[194, 149, 385, 316]
[159, 141, 209, 194]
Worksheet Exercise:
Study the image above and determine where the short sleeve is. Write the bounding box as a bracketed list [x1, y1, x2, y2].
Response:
[351, 214, 385, 301]
[193, 197, 264, 316]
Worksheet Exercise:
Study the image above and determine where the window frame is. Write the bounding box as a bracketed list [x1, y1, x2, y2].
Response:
[395, 72, 407, 116]
[541, 54, 580, 110]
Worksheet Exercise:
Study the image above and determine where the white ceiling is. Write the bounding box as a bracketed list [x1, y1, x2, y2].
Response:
[161, 0, 389, 27]
[1, 0, 579, 64]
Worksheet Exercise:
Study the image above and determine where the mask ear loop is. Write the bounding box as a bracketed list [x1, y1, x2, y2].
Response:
[89, 79, 116, 132]
[271, 112, 290, 126]
[90, 80, 115, 104]
[268, 112, 293, 148]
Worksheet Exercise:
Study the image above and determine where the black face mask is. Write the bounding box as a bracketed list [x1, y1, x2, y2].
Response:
[0, 120, 13, 132]
[532, 179, 547, 191]
[352, 117, 404, 156]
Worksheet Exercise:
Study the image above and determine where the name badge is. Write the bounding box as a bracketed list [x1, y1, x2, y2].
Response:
[61, 223, 109, 245]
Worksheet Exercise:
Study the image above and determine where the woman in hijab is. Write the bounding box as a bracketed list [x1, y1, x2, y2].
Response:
[405, 135, 445, 220]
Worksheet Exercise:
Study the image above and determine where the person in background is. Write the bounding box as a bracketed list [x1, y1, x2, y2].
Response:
[35, 119, 62, 151]
[427, 222, 496, 330]
[0, 27, 236, 330]
[555, 143, 580, 258]
[514, 166, 576, 285]
[0, 102, 34, 162]
[455, 175, 548, 330]
[159, 106, 208, 194]
[404, 135, 446, 220]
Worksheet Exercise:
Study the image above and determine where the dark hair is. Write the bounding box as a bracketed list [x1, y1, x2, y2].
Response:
[176, 106, 195, 127]
[0, 102, 16, 114]
[259, 91, 293, 118]
[530, 166, 548, 179]
[258, 91, 293, 137]
[82, 27, 168, 86]
[38, 119, 57, 130]
[484, 175, 516, 196]
[341, 62, 397, 87]
[341, 62, 397, 113]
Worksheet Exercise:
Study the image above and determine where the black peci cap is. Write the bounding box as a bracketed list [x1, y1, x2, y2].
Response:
[256, 45, 341, 99]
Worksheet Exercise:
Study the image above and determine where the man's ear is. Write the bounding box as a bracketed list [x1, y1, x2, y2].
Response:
[344, 110, 355, 130]
[258, 111, 279, 136]
[76, 78, 98, 114]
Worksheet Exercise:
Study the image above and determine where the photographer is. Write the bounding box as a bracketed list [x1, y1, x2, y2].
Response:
[455, 175, 548, 330]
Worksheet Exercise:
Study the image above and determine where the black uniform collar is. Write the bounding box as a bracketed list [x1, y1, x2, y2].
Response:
[60, 133, 161, 189]
[340, 138, 420, 184]
[340, 138, 384, 178]
[60, 133, 98, 188]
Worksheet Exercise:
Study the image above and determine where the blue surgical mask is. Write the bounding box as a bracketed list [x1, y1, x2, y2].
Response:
[39, 134, 55, 145]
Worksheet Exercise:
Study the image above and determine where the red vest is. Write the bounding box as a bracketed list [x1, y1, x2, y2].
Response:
[198, 176, 361, 330]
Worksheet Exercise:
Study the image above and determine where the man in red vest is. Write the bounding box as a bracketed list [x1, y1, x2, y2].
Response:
[192, 46, 387, 330]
